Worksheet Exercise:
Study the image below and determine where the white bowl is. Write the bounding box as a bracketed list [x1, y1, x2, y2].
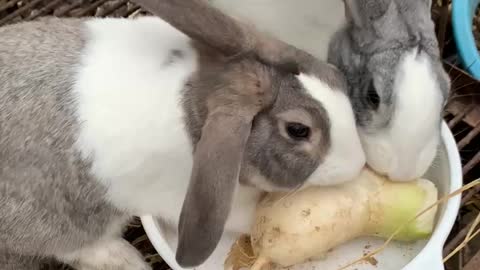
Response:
[141, 121, 462, 270]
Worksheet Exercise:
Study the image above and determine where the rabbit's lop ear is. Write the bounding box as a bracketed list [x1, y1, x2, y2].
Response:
[133, 0, 249, 57]
[175, 67, 277, 267]
[176, 114, 249, 267]
[132, 0, 303, 74]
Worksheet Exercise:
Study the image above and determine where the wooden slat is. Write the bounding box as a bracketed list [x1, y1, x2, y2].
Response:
[465, 250, 480, 270]
[0, 0, 44, 26]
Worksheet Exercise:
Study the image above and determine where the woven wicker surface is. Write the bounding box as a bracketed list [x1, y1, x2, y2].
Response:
[1, 0, 480, 270]
[0, 0, 148, 26]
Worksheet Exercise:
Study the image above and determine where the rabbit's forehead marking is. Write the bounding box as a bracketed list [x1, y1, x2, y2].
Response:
[271, 75, 332, 131]
[366, 46, 448, 126]
[276, 109, 314, 128]
[390, 48, 444, 138]
[296, 74, 365, 186]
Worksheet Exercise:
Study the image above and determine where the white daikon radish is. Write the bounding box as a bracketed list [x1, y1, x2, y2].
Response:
[225, 168, 439, 270]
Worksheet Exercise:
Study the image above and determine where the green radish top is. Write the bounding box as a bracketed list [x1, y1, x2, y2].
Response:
[365, 172, 439, 241]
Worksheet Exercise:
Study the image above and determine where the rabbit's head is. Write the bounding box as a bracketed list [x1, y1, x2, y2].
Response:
[328, 0, 450, 182]
[184, 55, 366, 192]
[134, 0, 364, 267]
[179, 49, 365, 268]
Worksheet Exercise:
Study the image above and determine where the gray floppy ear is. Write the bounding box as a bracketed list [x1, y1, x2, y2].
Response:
[175, 112, 251, 267]
[132, 0, 303, 74]
[132, 0, 251, 57]
[175, 68, 277, 267]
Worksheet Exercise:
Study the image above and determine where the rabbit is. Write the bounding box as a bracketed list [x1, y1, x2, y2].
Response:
[327, 0, 451, 181]
[0, 0, 365, 269]
[208, 0, 451, 181]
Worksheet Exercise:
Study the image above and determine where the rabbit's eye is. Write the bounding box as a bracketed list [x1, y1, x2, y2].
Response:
[367, 80, 380, 110]
[286, 122, 310, 140]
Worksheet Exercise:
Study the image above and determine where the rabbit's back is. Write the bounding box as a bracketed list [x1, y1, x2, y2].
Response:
[0, 15, 200, 258]
[0, 17, 127, 256]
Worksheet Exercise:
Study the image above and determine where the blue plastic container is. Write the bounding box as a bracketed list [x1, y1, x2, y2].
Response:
[452, 0, 480, 79]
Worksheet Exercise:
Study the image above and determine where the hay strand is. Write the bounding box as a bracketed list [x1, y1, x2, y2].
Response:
[443, 211, 480, 263]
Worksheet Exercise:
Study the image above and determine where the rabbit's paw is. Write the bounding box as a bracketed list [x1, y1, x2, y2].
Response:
[60, 238, 151, 270]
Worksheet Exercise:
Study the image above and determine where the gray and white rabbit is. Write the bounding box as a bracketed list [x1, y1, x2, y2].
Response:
[328, 0, 451, 181]
[211, 0, 451, 182]
[0, 0, 365, 269]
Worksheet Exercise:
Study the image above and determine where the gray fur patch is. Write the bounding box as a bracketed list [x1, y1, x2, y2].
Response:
[328, 0, 450, 129]
[0, 17, 127, 267]
[164, 49, 185, 66]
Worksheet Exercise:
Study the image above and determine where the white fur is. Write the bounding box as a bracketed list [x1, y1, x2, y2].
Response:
[297, 74, 366, 185]
[361, 48, 443, 181]
[73, 16, 261, 235]
[60, 238, 151, 270]
[74, 16, 196, 222]
[210, 0, 345, 60]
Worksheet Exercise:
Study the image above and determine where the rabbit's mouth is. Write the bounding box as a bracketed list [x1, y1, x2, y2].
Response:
[237, 165, 307, 193]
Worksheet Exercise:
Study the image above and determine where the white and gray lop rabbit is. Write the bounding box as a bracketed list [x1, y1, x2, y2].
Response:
[0, 0, 365, 269]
